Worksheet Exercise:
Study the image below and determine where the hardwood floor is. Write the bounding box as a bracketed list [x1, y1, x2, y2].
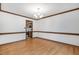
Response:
[0, 38, 79, 55]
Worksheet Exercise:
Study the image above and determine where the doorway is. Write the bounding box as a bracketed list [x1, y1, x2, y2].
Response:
[26, 20, 33, 39]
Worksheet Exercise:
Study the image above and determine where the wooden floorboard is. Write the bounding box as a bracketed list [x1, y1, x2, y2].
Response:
[0, 38, 79, 55]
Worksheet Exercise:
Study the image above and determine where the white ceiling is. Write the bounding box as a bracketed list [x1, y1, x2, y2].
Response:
[2, 3, 79, 19]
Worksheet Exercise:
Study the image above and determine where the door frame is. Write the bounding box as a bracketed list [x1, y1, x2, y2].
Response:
[26, 20, 33, 39]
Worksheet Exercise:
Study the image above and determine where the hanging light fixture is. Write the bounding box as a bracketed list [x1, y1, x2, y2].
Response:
[33, 8, 43, 19]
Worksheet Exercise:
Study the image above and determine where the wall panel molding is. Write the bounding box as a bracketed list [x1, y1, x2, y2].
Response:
[0, 32, 26, 35]
[33, 31, 79, 36]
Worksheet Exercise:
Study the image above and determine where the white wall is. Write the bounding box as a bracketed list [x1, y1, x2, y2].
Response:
[1, 8, 79, 46]
[0, 34, 25, 45]
[33, 21, 39, 37]
[0, 11, 32, 45]
[33, 10, 79, 46]
[37, 10, 79, 33]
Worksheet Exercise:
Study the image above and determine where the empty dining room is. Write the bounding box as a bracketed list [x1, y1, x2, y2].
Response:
[0, 3, 79, 55]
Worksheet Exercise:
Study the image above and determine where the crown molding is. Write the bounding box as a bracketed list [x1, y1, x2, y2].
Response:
[0, 3, 79, 20]
[1, 10, 35, 20]
[0, 3, 36, 20]
[39, 7, 79, 20]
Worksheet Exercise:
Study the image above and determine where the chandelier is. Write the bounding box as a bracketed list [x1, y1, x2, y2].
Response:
[33, 8, 43, 19]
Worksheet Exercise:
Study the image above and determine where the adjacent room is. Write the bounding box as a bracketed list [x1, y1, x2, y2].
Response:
[0, 3, 79, 55]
